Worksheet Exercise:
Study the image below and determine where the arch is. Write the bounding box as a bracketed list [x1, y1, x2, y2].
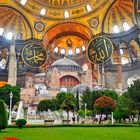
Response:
[60, 72, 80, 82]
[60, 75, 80, 88]
[127, 75, 140, 87]
[43, 22, 93, 48]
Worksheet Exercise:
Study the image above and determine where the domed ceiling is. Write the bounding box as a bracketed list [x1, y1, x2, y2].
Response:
[0, 0, 135, 37]
[103, 0, 135, 33]
[0, 6, 33, 40]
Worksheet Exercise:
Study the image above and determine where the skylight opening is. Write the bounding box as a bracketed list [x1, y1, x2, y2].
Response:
[40, 8, 46, 16]
[82, 45, 86, 51]
[120, 49, 124, 55]
[123, 22, 130, 31]
[0, 59, 6, 70]
[68, 49, 73, 55]
[17, 33, 22, 40]
[64, 11, 70, 18]
[86, 5, 92, 12]
[20, 0, 27, 5]
[121, 57, 129, 65]
[6, 32, 13, 40]
[0, 28, 4, 36]
[76, 48, 80, 54]
[113, 25, 120, 33]
[54, 47, 58, 53]
[61, 49, 65, 55]
[82, 64, 88, 71]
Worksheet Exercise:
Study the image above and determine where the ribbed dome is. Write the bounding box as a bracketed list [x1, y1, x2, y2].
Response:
[51, 57, 79, 67]
[103, 0, 135, 33]
[0, 6, 33, 40]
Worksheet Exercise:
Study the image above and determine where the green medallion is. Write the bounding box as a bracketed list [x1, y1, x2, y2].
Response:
[21, 43, 47, 68]
[87, 36, 113, 64]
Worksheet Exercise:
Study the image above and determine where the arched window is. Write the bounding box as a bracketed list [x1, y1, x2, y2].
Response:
[0, 48, 7, 70]
[6, 32, 13, 40]
[20, 0, 27, 5]
[0, 28, 4, 36]
[68, 49, 73, 55]
[76, 48, 80, 54]
[64, 10, 69, 18]
[86, 5, 92, 12]
[121, 57, 129, 65]
[61, 49, 65, 55]
[17, 33, 22, 40]
[120, 49, 124, 55]
[82, 64, 88, 71]
[113, 25, 120, 33]
[82, 45, 86, 51]
[123, 22, 130, 31]
[54, 47, 58, 53]
[40, 8, 46, 16]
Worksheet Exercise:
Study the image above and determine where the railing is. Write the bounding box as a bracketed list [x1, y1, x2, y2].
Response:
[105, 57, 140, 72]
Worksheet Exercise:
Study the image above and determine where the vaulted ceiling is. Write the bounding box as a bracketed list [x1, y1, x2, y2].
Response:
[0, 0, 136, 40]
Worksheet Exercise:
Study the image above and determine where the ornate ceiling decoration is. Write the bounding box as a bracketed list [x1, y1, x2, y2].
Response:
[103, 0, 135, 33]
[13, 0, 113, 19]
[51, 35, 87, 55]
[0, 6, 33, 40]
[43, 22, 92, 57]
[43, 22, 93, 47]
[34, 0, 91, 8]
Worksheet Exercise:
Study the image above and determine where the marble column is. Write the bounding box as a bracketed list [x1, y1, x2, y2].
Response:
[97, 64, 102, 86]
[126, 42, 134, 63]
[8, 41, 17, 86]
[117, 45, 123, 93]
[101, 61, 105, 88]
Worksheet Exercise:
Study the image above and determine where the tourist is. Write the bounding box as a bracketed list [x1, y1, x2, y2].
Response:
[72, 114, 76, 124]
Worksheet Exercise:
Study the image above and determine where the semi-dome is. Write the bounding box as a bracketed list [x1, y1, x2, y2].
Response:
[51, 57, 79, 67]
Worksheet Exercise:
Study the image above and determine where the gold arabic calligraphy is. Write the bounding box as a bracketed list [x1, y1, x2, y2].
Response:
[88, 37, 113, 64]
[22, 44, 47, 67]
[26, 49, 44, 64]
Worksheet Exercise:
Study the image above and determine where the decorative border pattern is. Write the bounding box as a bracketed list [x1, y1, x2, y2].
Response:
[13, 0, 112, 20]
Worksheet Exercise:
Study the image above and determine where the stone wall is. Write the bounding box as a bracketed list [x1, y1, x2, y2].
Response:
[105, 68, 140, 90]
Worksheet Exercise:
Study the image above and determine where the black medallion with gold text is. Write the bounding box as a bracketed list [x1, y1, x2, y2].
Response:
[87, 36, 113, 64]
[134, 0, 140, 28]
[21, 43, 47, 68]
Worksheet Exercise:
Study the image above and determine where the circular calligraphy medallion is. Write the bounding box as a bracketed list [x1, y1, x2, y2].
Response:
[21, 43, 47, 68]
[87, 36, 113, 64]
[34, 22, 45, 32]
[134, 0, 140, 28]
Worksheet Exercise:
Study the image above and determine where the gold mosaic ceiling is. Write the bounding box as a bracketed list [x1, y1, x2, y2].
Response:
[0, 5, 33, 40]
[13, 0, 113, 19]
[33, 0, 91, 8]
[103, 0, 135, 33]
[0, 0, 136, 40]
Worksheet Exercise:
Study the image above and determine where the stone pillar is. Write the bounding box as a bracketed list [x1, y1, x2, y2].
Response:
[117, 45, 122, 94]
[138, 34, 140, 45]
[126, 42, 134, 63]
[97, 64, 102, 86]
[8, 41, 17, 86]
[101, 61, 105, 88]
